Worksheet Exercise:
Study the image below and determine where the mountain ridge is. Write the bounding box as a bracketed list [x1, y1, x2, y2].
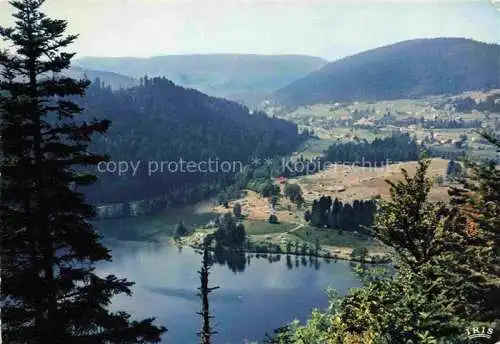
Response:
[73, 54, 328, 106]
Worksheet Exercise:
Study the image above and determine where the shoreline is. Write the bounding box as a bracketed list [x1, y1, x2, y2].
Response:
[171, 235, 391, 265]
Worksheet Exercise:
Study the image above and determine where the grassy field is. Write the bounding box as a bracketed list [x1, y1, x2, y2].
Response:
[243, 219, 298, 235]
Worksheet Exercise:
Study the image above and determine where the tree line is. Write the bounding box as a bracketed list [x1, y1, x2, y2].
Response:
[224, 133, 421, 201]
[304, 196, 376, 232]
[1, 1, 166, 342]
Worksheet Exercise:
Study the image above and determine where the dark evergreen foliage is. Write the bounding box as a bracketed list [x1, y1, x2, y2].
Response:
[446, 131, 500, 322]
[0, 0, 166, 342]
[73, 54, 327, 106]
[81, 78, 301, 205]
[451, 94, 500, 113]
[274, 38, 500, 107]
[306, 196, 376, 231]
[232, 202, 242, 218]
[175, 221, 188, 237]
[268, 214, 279, 224]
[259, 181, 281, 198]
[283, 183, 304, 206]
[197, 245, 219, 344]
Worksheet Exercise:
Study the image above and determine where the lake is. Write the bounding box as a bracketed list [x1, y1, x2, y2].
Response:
[98, 238, 362, 344]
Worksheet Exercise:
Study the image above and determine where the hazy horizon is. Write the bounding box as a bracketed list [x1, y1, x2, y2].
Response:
[73, 37, 497, 62]
[1, 0, 499, 61]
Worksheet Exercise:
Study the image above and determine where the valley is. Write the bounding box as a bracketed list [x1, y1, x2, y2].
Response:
[2, 0, 499, 340]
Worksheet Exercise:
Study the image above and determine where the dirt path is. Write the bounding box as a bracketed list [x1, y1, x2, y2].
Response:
[288, 223, 305, 233]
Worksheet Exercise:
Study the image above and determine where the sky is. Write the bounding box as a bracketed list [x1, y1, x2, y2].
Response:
[0, 0, 499, 61]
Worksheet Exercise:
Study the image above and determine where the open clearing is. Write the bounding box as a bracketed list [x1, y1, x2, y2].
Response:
[292, 158, 451, 204]
[184, 158, 452, 259]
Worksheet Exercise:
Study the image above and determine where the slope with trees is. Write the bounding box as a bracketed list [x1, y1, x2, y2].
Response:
[265, 132, 500, 343]
[0, 0, 166, 342]
[306, 196, 376, 232]
[74, 54, 328, 106]
[66, 67, 139, 90]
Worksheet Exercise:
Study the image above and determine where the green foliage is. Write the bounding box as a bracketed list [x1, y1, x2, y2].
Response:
[0, 1, 166, 342]
[82, 78, 301, 206]
[446, 130, 500, 321]
[274, 38, 500, 107]
[350, 247, 368, 261]
[214, 213, 246, 247]
[175, 221, 188, 237]
[270, 195, 279, 208]
[446, 160, 463, 181]
[74, 54, 327, 107]
[324, 133, 420, 165]
[308, 196, 376, 232]
[268, 214, 279, 224]
[260, 181, 281, 198]
[232, 202, 242, 218]
[270, 145, 500, 342]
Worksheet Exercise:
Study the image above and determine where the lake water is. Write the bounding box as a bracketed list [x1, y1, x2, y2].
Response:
[98, 239, 362, 344]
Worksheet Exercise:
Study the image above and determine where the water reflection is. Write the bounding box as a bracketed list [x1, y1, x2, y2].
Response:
[194, 247, 326, 274]
[98, 240, 361, 344]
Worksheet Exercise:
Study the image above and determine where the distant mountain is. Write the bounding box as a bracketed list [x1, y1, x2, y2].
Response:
[73, 54, 327, 106]
[272, 38, 500, 107]
[66, 66, 138, 89]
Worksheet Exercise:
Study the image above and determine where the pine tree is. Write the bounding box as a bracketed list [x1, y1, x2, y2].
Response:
[197, 245, 219, 344]
[372, 159, 448, 270]
[0, 1, 166, 342]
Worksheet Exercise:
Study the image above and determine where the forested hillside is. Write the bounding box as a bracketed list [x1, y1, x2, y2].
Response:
[324, 133, 420, 164]
[74, 54, 327, 106]
[273, 38, 500, 107]
[82, 77, 303, 205]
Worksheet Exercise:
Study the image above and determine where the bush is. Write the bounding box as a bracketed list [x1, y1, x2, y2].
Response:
[175, 221, 188, 237]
